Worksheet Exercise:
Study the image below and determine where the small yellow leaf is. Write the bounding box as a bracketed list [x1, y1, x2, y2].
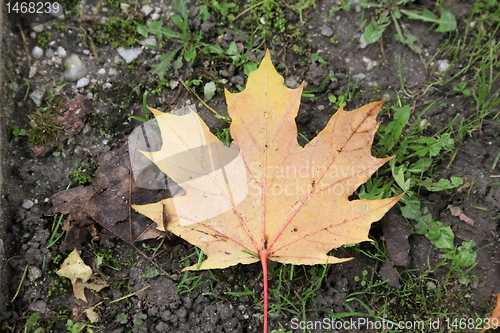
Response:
[85, 306, 100, 323]
[56, 249, 108, 302]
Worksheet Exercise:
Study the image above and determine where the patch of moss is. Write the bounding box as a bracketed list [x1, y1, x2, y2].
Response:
[37, 31, 53, 49]
[27, 110, 64, 149]
[52, 22, 68, 32]
[104, 0, 122, 8]
[46, 277, 72, 301]
[69, 162, 96, 187]
[92, 17, 144, 48]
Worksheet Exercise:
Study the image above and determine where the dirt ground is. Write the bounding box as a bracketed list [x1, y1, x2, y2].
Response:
[1, 0, 499, 332]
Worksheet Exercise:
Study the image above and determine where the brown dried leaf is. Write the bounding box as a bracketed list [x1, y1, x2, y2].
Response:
[47, 145, 169, 250]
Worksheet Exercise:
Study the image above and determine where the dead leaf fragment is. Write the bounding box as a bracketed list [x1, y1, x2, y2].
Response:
[481, 293, 500, 332]
[132, 50, 403, 270]
[56, 249, 93, 302]
[448, 205, 475, 226]
[57, 94, 93, 135]
[47, 145, 168, 250]
[85, 306, 100, 323]
[379, 207, 413, 288]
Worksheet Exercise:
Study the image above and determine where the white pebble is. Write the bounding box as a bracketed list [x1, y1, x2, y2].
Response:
[352, 73, 366, 82]
[117, 46, 142, 63]
[22, 200, 34, 209]
[140, 36, 157, 47]
[28, 66, 38, 78]
[437, 60, 450, 73]
[150, 13, 160, 20]
[141, 4, 153, 16]
[57, 46, 67, 58]
[63, 54, 87, 81]
[76, 77, 90, 88]
[31, 46, 44, 59]
[120, 3, 130, 14]
[97, 68, 106, 75]
[108, 68, 117, 75]
[32, 24, 44, 33]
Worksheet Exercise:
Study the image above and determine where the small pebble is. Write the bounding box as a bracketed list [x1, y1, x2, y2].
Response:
[140, 36, 157, 47]
[28, 266, 42, 281]
[120, 3, 130, 14]
[117, 46, 142, 63]
[45, 48, 54, 58]
[32, 24, 44, 33]
[150, 13, 160, 20]
[63, 54, 87, 81]
[31, 46, 44, 59]
[29, 300, 47, 313]
[426, 281, 437, 290]
[76, 77, 90, 88]
[97, 68, 106, 75]
[319, 25, 333, 37]
[352, 73, 366, 82]
[22, 200, 34, 209]
[141, 4, 153, 16]
[29, 89, 44, 106]
[437, 60, 450, 72]
[28, 66, 38, 78]
[108, 68, 117, 75]
[358, 34, 368, 49]
[57, 46, 67, 58]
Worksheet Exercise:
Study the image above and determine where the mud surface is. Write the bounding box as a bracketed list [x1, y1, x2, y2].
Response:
[1, 0, 499, 332]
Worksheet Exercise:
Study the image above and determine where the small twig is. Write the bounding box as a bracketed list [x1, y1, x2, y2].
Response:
[232, 1, 264, 22]
[11, 265, 28, 303]
[179, 79, 230, 122]
[110, 285, 150, 304]
[446, 149, 458, 169]
[17, 19, 31, 69]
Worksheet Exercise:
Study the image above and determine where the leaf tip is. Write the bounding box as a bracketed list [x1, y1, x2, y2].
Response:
[147, 106, 164, 117]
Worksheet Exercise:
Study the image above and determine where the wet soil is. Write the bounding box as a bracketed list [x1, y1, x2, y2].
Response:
[1, 0, 499, 332]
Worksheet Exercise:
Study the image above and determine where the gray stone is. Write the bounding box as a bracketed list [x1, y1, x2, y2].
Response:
[352, 73, 366, 82]
[28, 266, 42, 281]
[22, 200, 34, 209]
[29, 299, 47, 313]
[319, 25, 333, 37]
[64, 54, 87, 81]
[140, 36, 157, 47]
[29, 89, 44, 107]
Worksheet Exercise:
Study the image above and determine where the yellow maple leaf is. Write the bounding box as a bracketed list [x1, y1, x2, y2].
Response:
[132, 50, 402, 331]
